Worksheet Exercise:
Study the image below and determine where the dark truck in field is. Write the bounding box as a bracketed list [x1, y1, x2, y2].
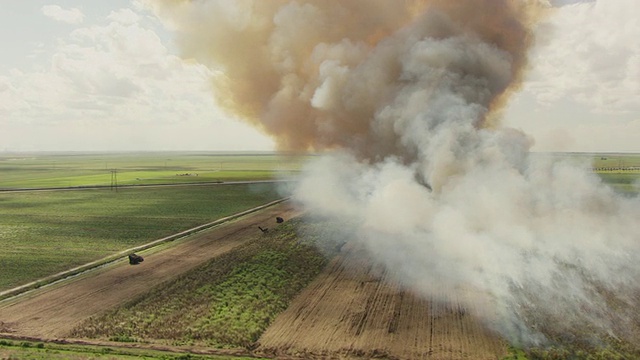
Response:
[128, 253, 144, 265]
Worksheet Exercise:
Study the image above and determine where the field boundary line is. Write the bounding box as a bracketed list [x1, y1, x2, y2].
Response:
[0, 179, 294, 193]
[0, 333, 254, 358]
[0, 197, 289, 302]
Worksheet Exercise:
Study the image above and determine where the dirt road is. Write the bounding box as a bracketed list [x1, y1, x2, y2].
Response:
[256, 243, 508, 360]
[0, 201, 299, 339]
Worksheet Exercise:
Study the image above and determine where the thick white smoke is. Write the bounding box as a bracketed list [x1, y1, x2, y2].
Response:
[296, 151, 640, 344]
[147, 0, 640, 346]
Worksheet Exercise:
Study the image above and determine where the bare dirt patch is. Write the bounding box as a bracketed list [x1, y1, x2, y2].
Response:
[0, 201, 299, 340]
[256, 243, 508, 360]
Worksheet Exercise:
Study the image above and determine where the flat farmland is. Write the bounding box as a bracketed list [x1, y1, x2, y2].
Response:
[538, 152, 640, 194]
[2, 152, 640, 360]
[0, 151, 306, 291]
[2, 213, 639, 359]
[0, 183, 282, 291]
[1, 214, 510, 360]
[0, 202, 301, 341]
[0, 151, 311, 189]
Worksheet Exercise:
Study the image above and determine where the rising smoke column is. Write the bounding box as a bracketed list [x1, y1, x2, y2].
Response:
[145, 0, 537, 154]
[147, 0, 640, 346]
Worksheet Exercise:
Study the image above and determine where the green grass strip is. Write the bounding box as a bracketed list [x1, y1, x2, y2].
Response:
[0, 338, 260, 359]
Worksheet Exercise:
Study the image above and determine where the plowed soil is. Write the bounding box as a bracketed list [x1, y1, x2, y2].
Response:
[256, 244, 508, 360]
[0, 201, 299, 339]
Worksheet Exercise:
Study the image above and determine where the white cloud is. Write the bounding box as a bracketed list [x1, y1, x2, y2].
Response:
[107, 8, 141, 25]
[1, 4, 274, 152]
[526, 0, 640, 114]
[41, 5, 85, 25]
[549, 0, 595, 6]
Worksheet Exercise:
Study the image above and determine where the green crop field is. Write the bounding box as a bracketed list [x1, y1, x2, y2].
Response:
[0, 151, 311, 292]
[582, 153, 640, 194]
[0, 183, 282, 291]
[530, 152, 640, 194]
[0, 151, 312, 189]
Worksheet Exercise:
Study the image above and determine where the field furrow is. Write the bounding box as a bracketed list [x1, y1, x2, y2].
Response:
[256, 244, 508, 360]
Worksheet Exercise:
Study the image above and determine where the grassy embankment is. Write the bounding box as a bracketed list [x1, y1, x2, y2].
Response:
[71, 218, 336, 349]
[0, 338, 258, 360]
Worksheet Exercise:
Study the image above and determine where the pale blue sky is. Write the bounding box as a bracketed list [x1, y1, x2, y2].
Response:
[0, 0, 637, 152]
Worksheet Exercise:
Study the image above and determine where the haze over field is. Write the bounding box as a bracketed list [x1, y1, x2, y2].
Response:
[148, 0, 640, 347]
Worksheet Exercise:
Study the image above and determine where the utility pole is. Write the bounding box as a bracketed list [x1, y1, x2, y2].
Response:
[110, 169, 118, 192]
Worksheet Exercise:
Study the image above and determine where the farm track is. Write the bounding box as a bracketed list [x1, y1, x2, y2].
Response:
[0, 201, 300, 340]
[256, 243, 508, 360]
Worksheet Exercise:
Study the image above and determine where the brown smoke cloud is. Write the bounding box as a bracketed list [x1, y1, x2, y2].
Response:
[145, 0, 543, 155]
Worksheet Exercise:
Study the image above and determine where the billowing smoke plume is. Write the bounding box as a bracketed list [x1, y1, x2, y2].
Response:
[147, 0, 640, 346]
